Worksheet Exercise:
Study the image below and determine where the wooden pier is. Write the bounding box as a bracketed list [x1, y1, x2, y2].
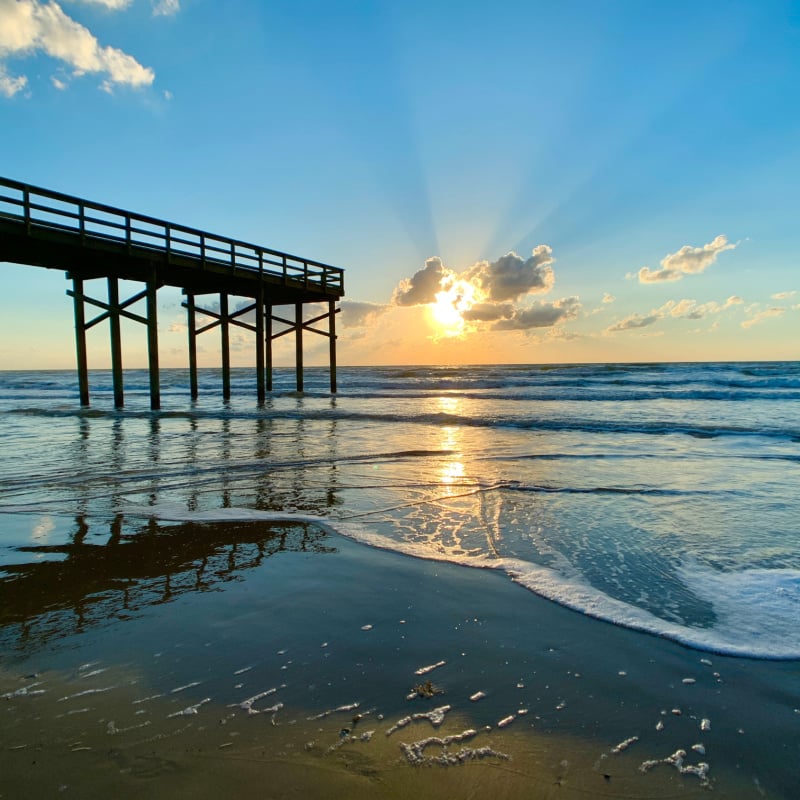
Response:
[0, 177, 344, 408]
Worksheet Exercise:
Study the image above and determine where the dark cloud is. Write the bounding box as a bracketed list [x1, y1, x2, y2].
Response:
[340, 300, 390, 328]
[392, 257, 449, 306]
[465, 245, 555, 302]
[462, 302, 514, 322]
[492, 297, 581, 330]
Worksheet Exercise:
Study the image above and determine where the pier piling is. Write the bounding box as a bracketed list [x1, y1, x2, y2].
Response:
[0, 177, 344, 406]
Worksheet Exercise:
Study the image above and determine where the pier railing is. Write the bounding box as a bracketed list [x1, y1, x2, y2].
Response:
[0, 176, 344, 294]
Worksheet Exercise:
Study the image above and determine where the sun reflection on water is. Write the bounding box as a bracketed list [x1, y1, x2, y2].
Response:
[436, 396, 466, 493]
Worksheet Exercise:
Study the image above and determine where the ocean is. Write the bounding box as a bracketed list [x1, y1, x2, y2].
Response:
[1, 362, 799, 798]
[1, 362, 798, 658]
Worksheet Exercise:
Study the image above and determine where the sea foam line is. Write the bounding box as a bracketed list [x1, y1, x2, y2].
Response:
[118, 504, 800, 661]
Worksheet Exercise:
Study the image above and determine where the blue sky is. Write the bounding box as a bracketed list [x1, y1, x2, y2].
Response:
[1, 0, 798, 368]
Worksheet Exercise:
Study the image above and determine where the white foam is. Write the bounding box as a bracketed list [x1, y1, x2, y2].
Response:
[121, 504, 800, 660]
[333, 521, 800, 659]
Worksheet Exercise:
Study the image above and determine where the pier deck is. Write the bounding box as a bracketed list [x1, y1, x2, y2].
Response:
[0, 177, 344, 407]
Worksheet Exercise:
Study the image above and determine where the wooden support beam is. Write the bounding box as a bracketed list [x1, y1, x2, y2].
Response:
[329, 299, 337, 394]
[147, 272, 160, 410]
[256, 286, 265, 403]
[108, 276, 124, 408]
[220, 292, 231, 400]
[187, 293, 198, 400]
[266, 303, 273, 392]
[72, 277, 90, 406]
[295, 302, 303, 393]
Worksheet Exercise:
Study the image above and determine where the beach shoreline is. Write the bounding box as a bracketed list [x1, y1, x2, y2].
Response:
[2, 515, 797, 799]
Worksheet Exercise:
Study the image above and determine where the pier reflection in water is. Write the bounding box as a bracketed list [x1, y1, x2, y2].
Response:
[0, 516, 334, 658]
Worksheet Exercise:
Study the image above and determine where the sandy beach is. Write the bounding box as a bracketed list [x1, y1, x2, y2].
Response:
[2, 515, 797, 799]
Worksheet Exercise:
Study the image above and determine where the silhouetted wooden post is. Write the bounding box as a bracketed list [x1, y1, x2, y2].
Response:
[146, 271, 160, 410]
[329, 299, 337, 394]
[256, 286, 265, 403]
[72, 276, 90, 406]
[220, 293, 231, 400]
[265, 303, 273, 392]
[108, 277, 124, 408]
[187, 293, 198, 399]
[295, 302, 303, 392]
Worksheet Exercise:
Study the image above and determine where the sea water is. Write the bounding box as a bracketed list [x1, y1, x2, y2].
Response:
[1, 361, 798, 660]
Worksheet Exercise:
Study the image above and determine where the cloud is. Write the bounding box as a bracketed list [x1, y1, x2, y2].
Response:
[0, 0, 155, 95]
[492, 297, 581, 331]
[151, 0, 179, 16]
[606, 312, 662, 333]
[637, 235, 736, 283]
[462, 302, 514, 322]
[771, 290, 796, 300]
[464, 246, 555, 302]
[340, 300, 389, 328]
[741, 307, 786, 329]
[0, 64, 27, 96]
[602, 292, 615, 304]
[724, 295, 743, 308]
[392, 256, 452, 307]
[74, 0, 133, 9]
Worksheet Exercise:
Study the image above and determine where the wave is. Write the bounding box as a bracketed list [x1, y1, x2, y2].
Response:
[8, 404, 799, 441]
[113, 504, 800, 660]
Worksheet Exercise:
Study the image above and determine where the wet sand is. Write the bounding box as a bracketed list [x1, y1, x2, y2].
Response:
[1, 517, 798, 799]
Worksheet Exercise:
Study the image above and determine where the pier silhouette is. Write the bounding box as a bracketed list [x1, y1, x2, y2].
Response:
[0, 177, 344, 408]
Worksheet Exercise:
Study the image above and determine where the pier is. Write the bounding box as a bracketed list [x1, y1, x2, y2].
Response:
[0, 176, 344, 409]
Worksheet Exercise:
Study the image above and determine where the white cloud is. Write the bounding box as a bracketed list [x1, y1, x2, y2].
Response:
[771, 290, 796, 300]
[0, 0, 154, 95]
[50, 73, 66, 88]
[0, 64, 27, 96]
[151, 0, 179, 16]
[638, 235, 736, 283]
[741, 307, 786, 329]
[602, 292, 615, 304]
[724, 295, 743, 308]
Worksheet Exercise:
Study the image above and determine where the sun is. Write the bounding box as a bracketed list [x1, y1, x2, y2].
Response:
[430, 280, 478, 338]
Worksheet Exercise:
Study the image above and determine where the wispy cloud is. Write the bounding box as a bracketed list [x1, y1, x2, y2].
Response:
[607, 292, 745, 335]
[606, 312, 662, 333]
[771, 290, 796, 300]
[636, 235, 736, 283]
[741, 307, 786, 329]
[0, 0, 155, 96]
[151, 0, 179, 17]
[73, 0, 133, 9]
